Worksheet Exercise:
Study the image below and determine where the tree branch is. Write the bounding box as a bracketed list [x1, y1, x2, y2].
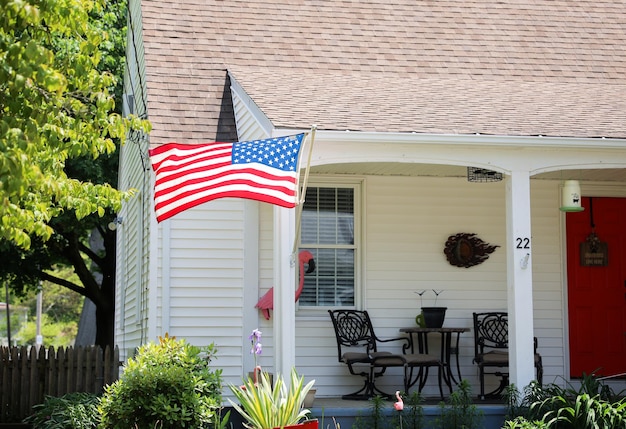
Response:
[78, 240, 104, 269]
[39, 271, 94, 300]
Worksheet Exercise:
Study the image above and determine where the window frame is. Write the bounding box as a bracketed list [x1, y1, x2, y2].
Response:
[296, 178, 364, 316]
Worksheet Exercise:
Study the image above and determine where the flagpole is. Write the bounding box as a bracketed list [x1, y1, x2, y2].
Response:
[299, 125, 316, 205]
[292, 125, 317, 262]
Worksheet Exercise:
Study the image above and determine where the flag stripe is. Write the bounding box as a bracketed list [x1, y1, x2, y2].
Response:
[154, 169, 298, 215]
[155, 166, 297, 201]
[149, 134, 304, 222]
[154, 183, 297, 221]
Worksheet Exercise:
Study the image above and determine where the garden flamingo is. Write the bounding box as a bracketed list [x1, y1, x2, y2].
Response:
[394, 391, 404, 411]
[255, 250, 315, 320]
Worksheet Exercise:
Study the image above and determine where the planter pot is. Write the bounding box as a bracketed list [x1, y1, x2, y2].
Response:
[421, 307, 447, 328]
[280, 419, 319, 429]
[303, 389, 316, 407]
[248, 370, 273, 385]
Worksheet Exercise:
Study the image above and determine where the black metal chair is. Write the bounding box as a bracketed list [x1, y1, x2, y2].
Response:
[329, 309, 443, 400]
[473, 312, 543, 400]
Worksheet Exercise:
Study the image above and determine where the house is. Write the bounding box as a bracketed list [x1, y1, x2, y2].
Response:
[118, 0, 626, 401]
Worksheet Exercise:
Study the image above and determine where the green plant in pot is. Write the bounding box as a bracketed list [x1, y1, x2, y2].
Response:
[415, 289, 446, 328]
[229, 368, 316, 429]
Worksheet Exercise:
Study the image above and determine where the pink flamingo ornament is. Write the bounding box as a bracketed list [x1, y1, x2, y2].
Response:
[394, 391, 404, 411]
[255, 250, 315, 320]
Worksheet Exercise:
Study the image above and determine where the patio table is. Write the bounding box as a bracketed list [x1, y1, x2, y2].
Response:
[400, 326, 469, 393]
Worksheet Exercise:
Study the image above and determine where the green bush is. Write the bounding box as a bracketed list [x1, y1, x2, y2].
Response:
[24, 392, 100, 429]
[538, 393, 626, 428]
[503, 374, 626, 429]
[98, 335, 226, 429]
[435, 379, 483, 429]
[502, 416, 548, 429]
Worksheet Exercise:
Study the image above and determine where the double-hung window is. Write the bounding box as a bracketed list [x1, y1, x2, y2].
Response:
[299, 183, 360, 307]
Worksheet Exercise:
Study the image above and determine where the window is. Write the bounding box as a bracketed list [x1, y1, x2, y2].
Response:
[299, 184, 359, 307]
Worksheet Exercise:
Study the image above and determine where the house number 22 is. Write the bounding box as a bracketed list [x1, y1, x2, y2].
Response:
[516, 237, 530, 249]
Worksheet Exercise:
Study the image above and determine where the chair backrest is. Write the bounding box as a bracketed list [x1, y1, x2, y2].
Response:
[473, 312, 508, 356]
[328, 310, 378, 360]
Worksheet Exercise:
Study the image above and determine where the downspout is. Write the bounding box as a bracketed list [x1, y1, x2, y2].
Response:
[161, 220, 171, 334]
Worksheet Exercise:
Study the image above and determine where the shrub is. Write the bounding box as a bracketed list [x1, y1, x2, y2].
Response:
[503, 374, 626, 429]
[351, 395, 388, 429]
[502, 416, 548, 429]
[539, 393, 626, 428]
[98, 334, 226, 429]
[24, 392, 100, 429]
[435, 379, 483, 429]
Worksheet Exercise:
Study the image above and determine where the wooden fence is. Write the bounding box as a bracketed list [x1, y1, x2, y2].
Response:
[0, 345, 121, 423]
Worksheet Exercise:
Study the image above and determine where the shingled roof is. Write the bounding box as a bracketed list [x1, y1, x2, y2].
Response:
[140, 0, 626, 143]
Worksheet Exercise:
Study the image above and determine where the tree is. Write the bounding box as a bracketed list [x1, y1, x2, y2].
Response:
[15, 268, 85, 346]
[0, 0, 150, 348]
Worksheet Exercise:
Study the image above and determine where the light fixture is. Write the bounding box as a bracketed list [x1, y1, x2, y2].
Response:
[108, 217, 123, 231]
[467, 167, 503, 183]
[559, 180, 584, 212]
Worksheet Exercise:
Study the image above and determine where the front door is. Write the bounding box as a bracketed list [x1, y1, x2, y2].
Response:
[567, 197, 626, 378]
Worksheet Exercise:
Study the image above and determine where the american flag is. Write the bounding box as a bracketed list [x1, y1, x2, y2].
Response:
[149, 134, 305, 222]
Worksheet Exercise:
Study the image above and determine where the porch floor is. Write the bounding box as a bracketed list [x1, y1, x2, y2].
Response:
[312, 395, 506, 408]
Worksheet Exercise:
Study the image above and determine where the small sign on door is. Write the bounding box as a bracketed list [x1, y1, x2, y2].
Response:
[580, 233, 608, 266]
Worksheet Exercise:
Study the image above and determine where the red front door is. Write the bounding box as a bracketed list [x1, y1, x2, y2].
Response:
[566, 197, 626, 378]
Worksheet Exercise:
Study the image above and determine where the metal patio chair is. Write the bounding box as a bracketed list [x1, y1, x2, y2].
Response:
[329, 309, 443, 400]
[473, 312, 543, 400]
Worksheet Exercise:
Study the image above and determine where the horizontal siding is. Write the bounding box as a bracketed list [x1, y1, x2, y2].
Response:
[116, 0, 151, 360]
[294, 175, 571, 398]
[164, 199, 248, 384]
[529, 181, 566, 384]
[130, 172, 626, 398]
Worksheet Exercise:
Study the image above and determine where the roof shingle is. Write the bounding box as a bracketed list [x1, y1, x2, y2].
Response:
[140, 0, 626, 142]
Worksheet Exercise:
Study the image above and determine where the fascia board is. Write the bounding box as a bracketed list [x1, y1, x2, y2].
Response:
[275, 129, 626, 150]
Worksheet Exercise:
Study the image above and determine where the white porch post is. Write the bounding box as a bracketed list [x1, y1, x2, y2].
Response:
[505, 171, 536, 391]
[273, 205, 296, 379]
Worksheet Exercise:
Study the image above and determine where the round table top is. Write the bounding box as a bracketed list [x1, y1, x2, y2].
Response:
[400, 326, 470, 333]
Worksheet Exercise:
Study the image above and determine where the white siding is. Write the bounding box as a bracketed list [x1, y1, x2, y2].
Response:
[116, 0, 151, 359]
[118, 146, 626, 397]
[290, 175, 574, 398]
[162, 200, 248, 383]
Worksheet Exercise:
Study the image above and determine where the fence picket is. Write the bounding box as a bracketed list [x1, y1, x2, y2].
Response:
[46, 346, 55, 396]
[9, 348, 20, 421]
[0, 345, 121, 423]
[27, 347, 38, 415]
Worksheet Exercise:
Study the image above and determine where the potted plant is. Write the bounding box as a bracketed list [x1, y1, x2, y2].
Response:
[415, 289, 446, 328]
[229, 368, 317, 429]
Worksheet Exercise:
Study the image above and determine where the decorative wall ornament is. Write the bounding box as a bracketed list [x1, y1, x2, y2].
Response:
[579, 197, 608, 266]
[444, 233, 499, 268]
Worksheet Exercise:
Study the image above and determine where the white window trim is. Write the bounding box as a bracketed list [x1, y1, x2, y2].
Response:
[296, 176, 365, 317]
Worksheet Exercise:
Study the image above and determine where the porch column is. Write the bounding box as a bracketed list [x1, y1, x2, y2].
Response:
[505, 170, 536, 392]
[273, 205, 296, 379]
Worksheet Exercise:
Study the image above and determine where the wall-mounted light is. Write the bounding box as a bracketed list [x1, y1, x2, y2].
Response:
[108, 217, 123, 231]
[559, 180, 584, 212]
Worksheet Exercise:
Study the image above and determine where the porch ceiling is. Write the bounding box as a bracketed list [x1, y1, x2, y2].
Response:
[309, 163, 626, 182]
